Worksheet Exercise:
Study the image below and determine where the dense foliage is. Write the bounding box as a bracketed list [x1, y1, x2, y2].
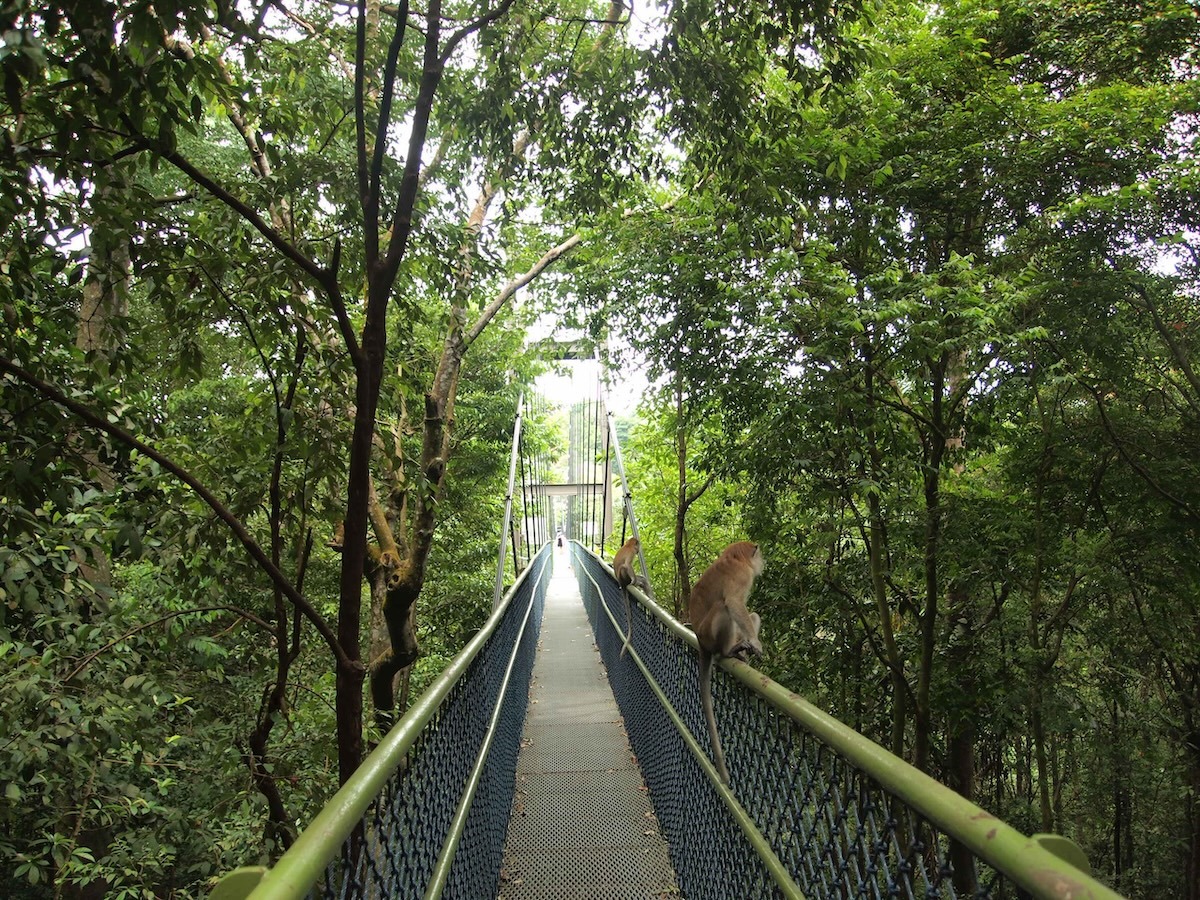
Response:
[2, 0, 1197, 896]
[568, 1, 1200, 896]
[0, 0, 614, 894]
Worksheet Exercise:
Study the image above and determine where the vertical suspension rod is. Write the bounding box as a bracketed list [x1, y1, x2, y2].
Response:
[599, 376, 652, 597]
[533, 395, 543, 550]
[583, 398, 592, 550]
[538, 395, 548, 548]
[601, 391, 611, 550]
[519, 431, 532, 569]
[494, 393, 524, 609]
[592, 381, 603, 554]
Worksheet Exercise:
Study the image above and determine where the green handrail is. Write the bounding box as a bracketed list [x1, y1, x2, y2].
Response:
[423, 556, 547, 899]
[577, 555, 804, 900]
[574, 543, 1125, 900]
[210, 552, 548, 900]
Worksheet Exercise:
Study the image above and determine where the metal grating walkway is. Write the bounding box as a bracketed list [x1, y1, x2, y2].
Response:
[496, 545, 679, 899]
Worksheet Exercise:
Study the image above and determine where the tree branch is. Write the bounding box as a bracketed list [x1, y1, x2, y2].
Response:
[0, 357, 354, 673]
[380, 0, 444, 281]
[370, 0, 412, 216]
[147, 140, 331, 291]
[685, 472, 717, 507]
[441, 0, 520, 65]
[356, 0, 373, 261]
[1085, 377, 1200, 524]
[464, 232, 583, 347]
[1128, 279, 1200, 413]
[325, 240, 363, 366]
[64, 605, 273, 683]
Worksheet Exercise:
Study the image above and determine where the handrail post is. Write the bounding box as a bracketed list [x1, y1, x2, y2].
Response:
[598, 377, 652, 598]
[494, 393, 524, 609]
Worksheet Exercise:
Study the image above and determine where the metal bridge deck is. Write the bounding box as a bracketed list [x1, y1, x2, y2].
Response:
[496, 545, 679, 899]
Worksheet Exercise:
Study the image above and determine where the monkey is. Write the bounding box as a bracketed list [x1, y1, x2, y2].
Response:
[328, 521, 345, 551]
[688, 540, 764, 786]
[612, 537, 648, 657]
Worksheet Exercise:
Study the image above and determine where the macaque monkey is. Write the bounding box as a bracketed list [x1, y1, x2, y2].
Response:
[612, 537, 648, 657]
[688, 541, 764, 786]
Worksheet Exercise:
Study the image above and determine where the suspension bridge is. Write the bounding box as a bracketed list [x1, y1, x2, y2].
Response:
[212, 379, 1121, 900]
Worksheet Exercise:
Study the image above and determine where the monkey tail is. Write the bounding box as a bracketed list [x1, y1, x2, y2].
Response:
[619, 586, 632, 658]
[698, 653, 731, 785]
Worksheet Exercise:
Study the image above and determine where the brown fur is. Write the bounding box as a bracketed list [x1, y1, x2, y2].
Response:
[688, 540, 764, 785]
[612, 537, 642, 657]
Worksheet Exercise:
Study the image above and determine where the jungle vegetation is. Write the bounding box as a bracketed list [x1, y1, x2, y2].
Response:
[1, 0, 1197, 896]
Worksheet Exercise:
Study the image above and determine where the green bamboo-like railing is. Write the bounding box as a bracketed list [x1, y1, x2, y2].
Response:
[211, 551, 549, 900]
[214, 537, 1125, 900]
[575, 541, 1125, 900]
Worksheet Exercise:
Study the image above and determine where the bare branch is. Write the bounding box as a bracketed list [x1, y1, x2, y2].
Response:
[464, 232, 583, 347]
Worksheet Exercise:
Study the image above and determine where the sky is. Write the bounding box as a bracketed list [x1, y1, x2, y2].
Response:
[523, 283, 650, 418]
[534, 353, 649, 417]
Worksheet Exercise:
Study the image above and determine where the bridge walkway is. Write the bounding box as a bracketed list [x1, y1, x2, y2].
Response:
[496, 544, 679, 899]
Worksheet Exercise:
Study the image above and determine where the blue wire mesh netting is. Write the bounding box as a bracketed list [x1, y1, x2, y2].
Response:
[310, 545, 550, 899]
[572, 545, 1013, 900]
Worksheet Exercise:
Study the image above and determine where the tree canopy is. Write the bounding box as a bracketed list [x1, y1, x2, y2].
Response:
[2, 0, 1199, 896]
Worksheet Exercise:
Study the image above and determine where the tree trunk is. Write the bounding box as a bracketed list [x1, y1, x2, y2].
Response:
[59, 171, 131, 900]
[77, 224, 130, 357]
[869, 495, 907, 760]
[673, 380, 691, 619]
[1031, 688, 1054, 832]
[1184, 727, 1200, 900]
[369, 572, 421, 731]
[862, 335, 909, 760]
[914, 451, 941, 773]
[72, 174, 131, 591]
[1051, 730, 1063, 832]
[947, 723, 978, 894]
[1020, 730, 1032, 805]
[945, 585, 978, 895]
[672, 494, 689, 619]
[1111, 699, 1125, 879]
[333, 304, 385, 782]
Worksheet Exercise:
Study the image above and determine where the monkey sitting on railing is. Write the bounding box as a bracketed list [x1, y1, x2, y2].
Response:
[612, 537, 648, 657]
[688, 541, 764, 786]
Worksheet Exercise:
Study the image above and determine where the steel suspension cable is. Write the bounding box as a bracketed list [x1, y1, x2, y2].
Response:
[517, 422, 532, 569]
[494, 394, 524, 608]
[600, 391, 611, 551]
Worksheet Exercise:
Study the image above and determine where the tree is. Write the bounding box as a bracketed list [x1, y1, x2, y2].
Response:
[1, 0, 643, 892]
[567, 0, 1200, 893]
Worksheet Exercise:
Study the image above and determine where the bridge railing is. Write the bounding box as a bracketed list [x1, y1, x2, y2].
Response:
[571, 542, 1124, 900]
[213, 543, 552, 900]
